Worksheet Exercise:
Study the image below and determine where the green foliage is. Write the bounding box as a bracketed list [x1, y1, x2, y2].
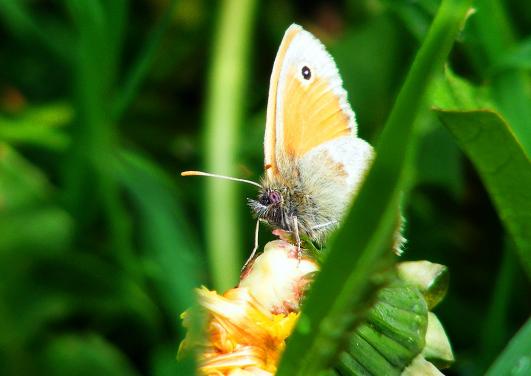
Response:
[0, 0, 529, 375]
[0, 1, 201, 374]
[485, 319, 531, 376]
[116, 151, 201, 316]
[202, 0, 258, 291]
[277, 1, 472, 374]
[43, 335, 140, 376]
[0, 103, 71, 150]
[467, 0, 531, 155]
[432, 67, 531, 276]
[437, 110, 531, 275]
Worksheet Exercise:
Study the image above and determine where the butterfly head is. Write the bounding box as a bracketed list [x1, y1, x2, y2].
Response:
[258, 188, 282, 207]
[248, 186, 291, 230]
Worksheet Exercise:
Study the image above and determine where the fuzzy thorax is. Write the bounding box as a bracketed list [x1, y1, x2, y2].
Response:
[248, 175, 338, 244]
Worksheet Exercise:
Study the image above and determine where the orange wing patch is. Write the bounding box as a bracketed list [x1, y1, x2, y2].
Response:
[282, 68, 351, 157]
[264, 26, 301, 175]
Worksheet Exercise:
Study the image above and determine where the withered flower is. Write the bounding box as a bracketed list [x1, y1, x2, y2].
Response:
[180, 240, 318, 375]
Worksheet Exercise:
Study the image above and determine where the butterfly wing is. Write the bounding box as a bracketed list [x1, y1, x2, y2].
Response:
[264, 24, 372, 188]
[263, 25, 300, 177]
[263, 24, 374, 239]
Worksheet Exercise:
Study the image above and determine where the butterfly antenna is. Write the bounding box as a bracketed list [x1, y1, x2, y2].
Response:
[181, 170, 262, 188]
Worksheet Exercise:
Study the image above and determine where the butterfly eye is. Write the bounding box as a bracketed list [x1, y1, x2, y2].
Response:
[268, 190, 282, 204]
[259, 193, 270, 206]
[301, 66, 311, 80]
[259, 190, 281, 206]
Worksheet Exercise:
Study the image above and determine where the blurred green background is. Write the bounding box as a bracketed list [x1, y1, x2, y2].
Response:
[0, 0, 529, 375]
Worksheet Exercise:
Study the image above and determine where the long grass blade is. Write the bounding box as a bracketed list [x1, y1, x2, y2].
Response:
[277, 1, 473, 374]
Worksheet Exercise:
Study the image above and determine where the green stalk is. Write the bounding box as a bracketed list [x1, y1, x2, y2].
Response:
[277, 1, 472, 374]
[203, 0, 257, 291]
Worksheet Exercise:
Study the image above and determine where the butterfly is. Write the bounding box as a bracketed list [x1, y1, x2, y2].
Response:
[183, 24, 374, 257]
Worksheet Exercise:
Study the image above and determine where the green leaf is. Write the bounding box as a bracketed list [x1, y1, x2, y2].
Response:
[276, 1, 472, 374]
[415, 124, 464, 198]
[491, 37, 531, 73]
[0, 1, 72, 60]
[435, 110, 531, 277]
[0, 144, 74, 254]
[486, 319, 531, 376]
[382, 0, 434, 42]
[479, 239, 519, 370]
[112, 0, 178, 119]
[432, 67, 492, 110]
[30, 254, 158, 320]
[42, 334, 140, 376]
[116, 151, 202, 319]
[0, 252, 160, 365]
[116, 151, 201, 372]
[332, 15, 404, 131]
[151, 344, 196, 376]
[0, 103, 71, 150]
[467, 0, 531, 155]
[0, 143, 51, 211]
[62, 1, 134, 272]
[0, 206, 73, 254]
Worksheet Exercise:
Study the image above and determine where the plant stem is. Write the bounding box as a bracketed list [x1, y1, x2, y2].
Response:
[277, 1, 472, 374]
[203, 0, 257, 291]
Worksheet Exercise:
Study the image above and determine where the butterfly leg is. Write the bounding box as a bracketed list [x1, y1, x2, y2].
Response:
[311, 220, 337, 231]
[242, 219, 261, 271]
[292, 216, 302, 259]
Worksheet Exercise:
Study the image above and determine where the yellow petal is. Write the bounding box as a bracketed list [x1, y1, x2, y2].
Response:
[181, 240, 314, 375]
